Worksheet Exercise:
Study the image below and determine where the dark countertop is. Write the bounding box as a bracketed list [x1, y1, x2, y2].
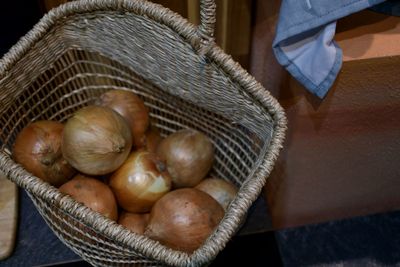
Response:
[4, 188, 400, 267]
[276, 209, 400, 267]
[0, 189, 278, 267]
[0, 190, 79, 267]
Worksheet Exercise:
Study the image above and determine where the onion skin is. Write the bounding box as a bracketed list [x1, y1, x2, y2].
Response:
[195, 177, 238, 211]
[145, 188, 224, 253]
[156, 129, 214, 188]
[62, 105, 132, 175]
[118, 212, 150, 234]
[59, 174, 118, 221]
[96, 90, 149, 148]
[12, 121, 75, 187]
[142, 125, 163, 153]
[109, 150, 172, 213]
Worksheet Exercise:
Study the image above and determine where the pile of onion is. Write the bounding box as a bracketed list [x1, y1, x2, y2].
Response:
[12, 120, 75, 186]
[11, 89, 244, 255]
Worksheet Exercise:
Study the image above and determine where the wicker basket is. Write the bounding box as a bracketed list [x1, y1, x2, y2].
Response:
[0, 0, 286, 266]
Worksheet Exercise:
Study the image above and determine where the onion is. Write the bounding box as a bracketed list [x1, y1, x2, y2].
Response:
[142, 125, 163, 153]
[12, 120, 75, 187]
[195, 177, 238, 211]
[156, 129, 214, 188]
[62, 105, 132, 175]
[118, 212, 150, 234]
[96, 90, 149, 148]
[145, 188, 224, 253]
[109, 150, 171, 213]
[59, 174, 118, 221]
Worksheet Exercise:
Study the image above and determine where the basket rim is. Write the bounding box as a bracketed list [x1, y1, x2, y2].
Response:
[0, 0, 287, 266]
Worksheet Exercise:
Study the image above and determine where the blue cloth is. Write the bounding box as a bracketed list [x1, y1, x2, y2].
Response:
[273, 0, 386, 98]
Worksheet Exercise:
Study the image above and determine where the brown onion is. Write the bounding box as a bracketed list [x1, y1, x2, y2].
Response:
[12, 120, 75, 187]
[142, 125, 163, 153]
[156, 129, 214, 188]
[145, 188, 224, 253]
[96, 90, 149, 148]
[59, 174, 118, 221]
[62, 105, 132, 175]
[195, 177, 238, 211]
[118, 212, 150, 234]
[109, 150, 171, 213]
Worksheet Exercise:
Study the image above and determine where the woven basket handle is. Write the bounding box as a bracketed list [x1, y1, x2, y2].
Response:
[198, 0, 217, 42]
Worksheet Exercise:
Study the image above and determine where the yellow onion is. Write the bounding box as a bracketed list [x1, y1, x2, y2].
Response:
[195, 177, 238, 211]
[12, 120, 75, 187]
[156, 129, 214, 188]
[62, 106, 132, 175]
[59, 174, 118, 221]
[109, 150, 171, 213]
[96, 90, 149, 148]
[118, 212, 150, 234]
[142, 125, 163, 153]
[145, 188, 224, 253]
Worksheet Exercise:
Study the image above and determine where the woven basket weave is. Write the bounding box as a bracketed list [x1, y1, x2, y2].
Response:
[0, 0, 286, 266]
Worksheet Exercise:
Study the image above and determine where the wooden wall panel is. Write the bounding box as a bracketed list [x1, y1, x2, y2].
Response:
[266, 56, 400, 228]
[250, 4, 400, 229]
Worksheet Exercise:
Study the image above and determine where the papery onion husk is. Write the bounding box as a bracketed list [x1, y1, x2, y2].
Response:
[195, 177, 238, 211]
[145, 188, 224, 253]
[12, 120, 75, 187]
[59, 174, 118, 221]
[109, 150, 171, 213]
[156, 129, 214, 188]
[118, 212, 150, 234]
[142, 125, 163, 153]
[62, 105, 132, 175]
[96, 89, 149, 148]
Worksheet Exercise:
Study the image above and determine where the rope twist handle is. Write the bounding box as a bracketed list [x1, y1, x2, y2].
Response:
[198, 0, 216, 54]
[199, 0, 216, 39]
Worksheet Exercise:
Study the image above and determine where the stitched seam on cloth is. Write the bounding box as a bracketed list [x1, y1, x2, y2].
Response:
[272, 0, 385, 97]
[274, 44, 342, 98]
[274, 46, 317, 88]
[314, 41, 343, 97]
